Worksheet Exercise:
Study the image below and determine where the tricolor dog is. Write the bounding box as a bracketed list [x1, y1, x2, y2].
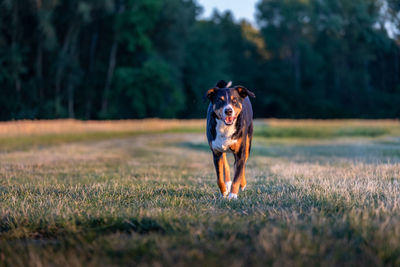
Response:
[205, 80, 256, 199]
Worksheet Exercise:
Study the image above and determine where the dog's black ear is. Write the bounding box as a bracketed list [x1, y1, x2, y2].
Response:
[234, 85, 256, 98]
[216, 80, 227, 88]
[204, 87, 218, 101]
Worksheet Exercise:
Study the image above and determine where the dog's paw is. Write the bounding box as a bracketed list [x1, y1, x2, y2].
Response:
[225, 181, 232, 192]
[228, 193, 238, 200]
[240, 185, 246, 191]
[221, 191, 229, 198]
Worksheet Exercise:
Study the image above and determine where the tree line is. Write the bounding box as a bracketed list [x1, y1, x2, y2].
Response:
[0, 0, 399, 120]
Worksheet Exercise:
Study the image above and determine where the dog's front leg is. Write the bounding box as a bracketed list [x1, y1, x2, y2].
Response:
[229, 157, 245, 199]
[213, 152, 228, 197]
[222, 153, 231, 192]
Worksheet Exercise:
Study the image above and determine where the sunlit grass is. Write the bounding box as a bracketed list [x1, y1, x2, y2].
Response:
[1, 119, 400, 266]
[1, 119, 399, 151]
[0, 119, 204, 151]
[254, 119, 400, 138]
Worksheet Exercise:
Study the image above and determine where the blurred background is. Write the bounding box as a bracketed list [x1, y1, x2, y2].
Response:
[0, 0, 399, 121]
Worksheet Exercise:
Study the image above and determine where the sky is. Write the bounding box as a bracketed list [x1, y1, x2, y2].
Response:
[197, 0, 258, 25]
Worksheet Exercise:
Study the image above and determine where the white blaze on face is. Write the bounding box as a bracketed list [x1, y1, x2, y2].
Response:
[222, 104, 235, 125]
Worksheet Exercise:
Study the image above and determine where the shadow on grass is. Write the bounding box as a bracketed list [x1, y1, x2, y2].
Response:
[178, 142, 210, 152]
[177, 138, 400, 164]
[81, 217, 166, 234]
[0, 216, 166, 240]
[253, 142, 400, 163]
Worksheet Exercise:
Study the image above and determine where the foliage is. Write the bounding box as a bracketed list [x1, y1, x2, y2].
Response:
[256, 0, 400, 118]
[113, 57, 185, 118]
[0, 0, 399, 120]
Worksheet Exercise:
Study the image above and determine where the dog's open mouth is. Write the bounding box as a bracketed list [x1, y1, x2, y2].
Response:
[224, 116, 235, 125]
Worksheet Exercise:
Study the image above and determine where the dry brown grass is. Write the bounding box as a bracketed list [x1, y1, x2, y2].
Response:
[1, 119, 400, 266]
[0, 119, 205, 137]
[2, 118, 399, 137]
[262, 118, 400, 127]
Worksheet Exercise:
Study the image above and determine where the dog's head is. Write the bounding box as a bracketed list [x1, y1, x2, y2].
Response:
[205, 80, 255, 126]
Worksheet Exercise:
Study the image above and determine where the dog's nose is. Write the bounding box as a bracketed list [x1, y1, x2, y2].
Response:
[224, 108, 233, 116]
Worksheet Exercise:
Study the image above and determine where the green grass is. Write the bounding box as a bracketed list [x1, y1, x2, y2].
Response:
[254, 125, 391, 138]
[1, 120, 400, 266]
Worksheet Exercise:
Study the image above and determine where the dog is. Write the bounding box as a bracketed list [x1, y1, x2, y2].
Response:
[205, 80, 256, 199]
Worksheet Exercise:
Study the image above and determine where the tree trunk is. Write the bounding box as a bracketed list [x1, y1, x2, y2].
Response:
[36, 41, 44, 100]
[67, 83, 75, 118]
[54, 24, 75, 116]
[11, 1, 21, 94]
[66, 28, 80, 118]
[100, 0, 125, 116]
[35, 0, 44, 101]
[101, 41, 118, 115]
[293, 47, 301, 92]
[89, 31, 99, 73]
[85, 31, 99, 119]
[395, 46, 399, 85]
[36, 0, 42, 9]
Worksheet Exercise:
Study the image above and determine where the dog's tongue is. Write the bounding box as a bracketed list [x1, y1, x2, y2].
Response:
[225, 116, 234, 124]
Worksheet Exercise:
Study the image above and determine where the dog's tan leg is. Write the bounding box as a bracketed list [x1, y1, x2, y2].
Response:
[222, 153, 230, 182]
[245, 135, 250, 161]
[229, 157, 245, 198]
[241, 135, 250, 191]
[222, 153, 232, 192]
[213, 153, 228, 197]
[229, 135, 251, 199]
[240, 172, 247, 191]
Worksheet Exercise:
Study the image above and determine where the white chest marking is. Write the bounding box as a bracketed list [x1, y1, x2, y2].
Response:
[211, 119, 237, 152]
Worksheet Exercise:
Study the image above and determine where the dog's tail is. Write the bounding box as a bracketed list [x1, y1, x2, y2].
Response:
[216, 80, 232, 88]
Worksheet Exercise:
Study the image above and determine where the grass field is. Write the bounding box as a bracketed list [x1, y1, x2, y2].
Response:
[1, 119, 400, 266]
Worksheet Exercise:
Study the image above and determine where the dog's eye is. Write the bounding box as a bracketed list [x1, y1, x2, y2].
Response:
[219, 97, 224, 102]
